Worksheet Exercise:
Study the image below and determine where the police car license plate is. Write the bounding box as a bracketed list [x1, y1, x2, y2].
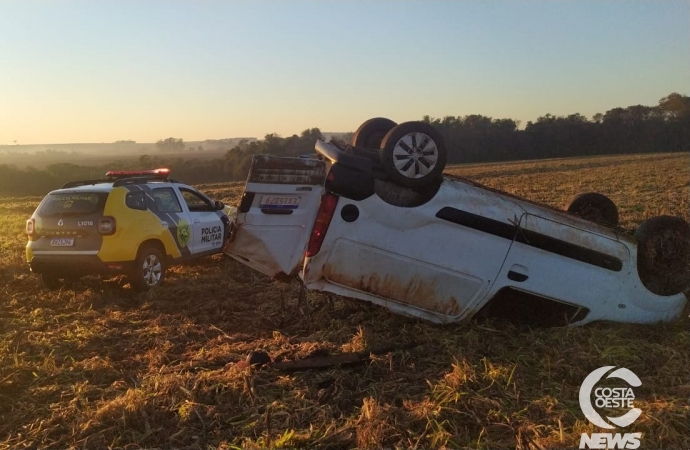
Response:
[260, 195, 300, 209]
[50, 238, 74, 247]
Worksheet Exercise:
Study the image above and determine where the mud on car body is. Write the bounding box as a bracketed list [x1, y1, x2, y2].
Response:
[26, 169, 234, 290]
[226, 118, 690, 327]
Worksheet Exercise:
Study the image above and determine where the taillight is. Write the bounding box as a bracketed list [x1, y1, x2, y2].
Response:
[26, 218, 35, 235]
[306, 193, 338, 257]
[238, 192, 255, 213]
[98, 217, 116, 235]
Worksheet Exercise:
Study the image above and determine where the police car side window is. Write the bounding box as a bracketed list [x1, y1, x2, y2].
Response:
[152, 188, 182, 213]
[180, 189, 213, 212]
[125, 192, 147, 211]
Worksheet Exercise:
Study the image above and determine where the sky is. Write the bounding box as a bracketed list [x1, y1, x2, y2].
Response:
[1, 1, 689, 145]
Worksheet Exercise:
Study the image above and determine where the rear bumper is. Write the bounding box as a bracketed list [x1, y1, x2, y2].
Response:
[28, 255, 133, 276]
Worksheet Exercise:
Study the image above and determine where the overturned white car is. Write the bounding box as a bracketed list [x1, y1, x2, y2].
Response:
[226, 118, 690, 326]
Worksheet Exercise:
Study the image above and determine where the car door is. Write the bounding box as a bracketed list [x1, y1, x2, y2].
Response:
[150, 186, 194, 257]
[177, 187, 225, 255]
[224, 155, 327, 278]
[488, 212, 631, 323]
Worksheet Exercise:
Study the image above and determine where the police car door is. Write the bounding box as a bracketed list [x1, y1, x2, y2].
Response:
[177, 187, 225, 255]
[150, 186, 194, 257]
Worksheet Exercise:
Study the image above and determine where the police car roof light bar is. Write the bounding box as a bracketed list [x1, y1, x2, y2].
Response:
[106, 168, 171, 179]
[112, 176, 180, 187]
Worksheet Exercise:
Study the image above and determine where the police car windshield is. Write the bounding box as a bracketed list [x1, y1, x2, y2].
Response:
[38, 192, 108, 217]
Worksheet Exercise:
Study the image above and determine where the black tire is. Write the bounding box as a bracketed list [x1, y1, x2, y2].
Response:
[129, 246, 166, 292]
[635, 215, 690, 296]
[42, 273, 63, 290]
[566, 192, 619, 226]
[379, 121, 447, 188]
[352, 117, 397, 149]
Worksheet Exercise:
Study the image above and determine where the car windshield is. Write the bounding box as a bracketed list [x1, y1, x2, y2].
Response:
[37, 192, 108, 217]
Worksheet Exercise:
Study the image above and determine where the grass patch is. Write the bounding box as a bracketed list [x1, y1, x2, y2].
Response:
[0, 152, 688, 448]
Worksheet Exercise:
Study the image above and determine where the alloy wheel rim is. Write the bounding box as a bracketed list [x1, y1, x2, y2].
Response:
[142, 254, 162, 287]
[392, 132, 438, 178]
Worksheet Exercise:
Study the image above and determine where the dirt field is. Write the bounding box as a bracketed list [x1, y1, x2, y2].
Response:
[1, 152, 688, 449]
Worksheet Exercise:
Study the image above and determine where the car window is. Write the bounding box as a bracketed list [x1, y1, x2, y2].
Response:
[180, 189, 213, 212]
[152, 187, 182, 213]
[37, 192, 107, 217]
[125, 192, 147, 211]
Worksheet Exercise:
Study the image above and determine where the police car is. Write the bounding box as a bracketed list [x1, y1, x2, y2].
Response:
[26, 169, 234, 290]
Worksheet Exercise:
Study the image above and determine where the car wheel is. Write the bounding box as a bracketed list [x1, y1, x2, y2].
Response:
[42, 273, 63, 290]
[566, 192, 619, 226]
[635, 215, 690, 296]
[379, 121, 447, 188]
[130, 246, 166, 291]
[352, 117, 397, 149]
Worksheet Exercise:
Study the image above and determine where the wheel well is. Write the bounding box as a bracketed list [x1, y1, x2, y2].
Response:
[137, 239, 167, 259]
[374, 178, 441, 207]
[475, 287, 589, 327]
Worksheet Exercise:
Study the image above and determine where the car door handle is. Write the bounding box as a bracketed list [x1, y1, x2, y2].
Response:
[507, 271, 529, 282]
[193, 220, 200, 224]
[160, 221, 168, 227]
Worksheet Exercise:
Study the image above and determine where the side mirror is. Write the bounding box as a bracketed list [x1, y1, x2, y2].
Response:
[215, 200, 225, 211]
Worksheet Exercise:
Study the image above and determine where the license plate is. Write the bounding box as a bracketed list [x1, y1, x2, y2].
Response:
[259, 195, 300, 209]
[50, 238, 75, 247]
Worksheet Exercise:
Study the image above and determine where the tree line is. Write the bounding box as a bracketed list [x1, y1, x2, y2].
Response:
[1, 93, 687, 196]
[424, 92, 689, 163]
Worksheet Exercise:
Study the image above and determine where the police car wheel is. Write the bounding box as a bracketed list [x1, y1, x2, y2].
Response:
[130, 247, 166, 291]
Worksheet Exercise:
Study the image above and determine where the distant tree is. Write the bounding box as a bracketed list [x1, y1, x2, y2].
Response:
[139, 154, 151, 167]
[657, 93, 690, 151]
[659, 92, 690, 119]
[156, 137, 185, 152]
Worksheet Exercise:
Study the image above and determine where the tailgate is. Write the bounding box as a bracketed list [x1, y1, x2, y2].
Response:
[225, 155, 327, 278]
